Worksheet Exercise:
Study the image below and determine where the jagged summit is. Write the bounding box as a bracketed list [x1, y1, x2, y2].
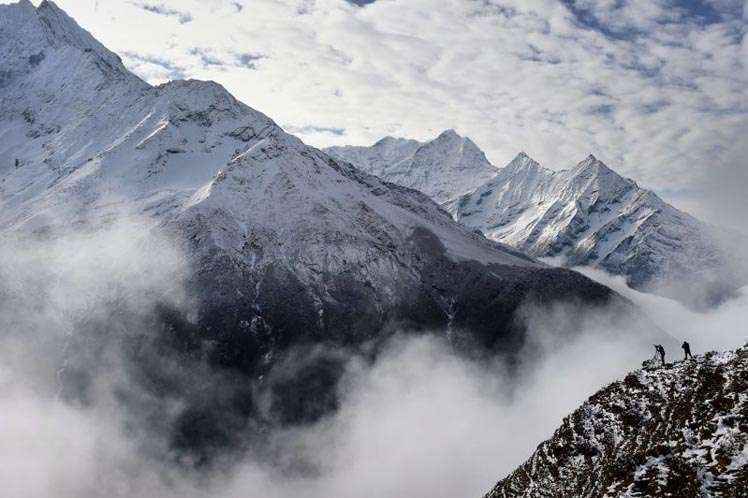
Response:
[372, 135, 417, 148]
[36, 0, 102, 47]
[485, 345, 748, 497]
[334, 128, 747, 307]
[326, 129, 498, 203]
[434, 128, 461, 141]
[1, 0, 136, 82]
[502, 151, 543, 174]
[449, 152, 747, 308]
[570, 153, 620, 180]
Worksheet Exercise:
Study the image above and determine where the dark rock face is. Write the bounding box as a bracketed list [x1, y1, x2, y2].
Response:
[186, 223, 621, 368]
[56, 223, 630, 470]
[484, 346, 748, 498]
[158, 228, 634, 464]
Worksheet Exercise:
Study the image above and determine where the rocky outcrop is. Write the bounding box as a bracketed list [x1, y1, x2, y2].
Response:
[485, 346, 748, 497]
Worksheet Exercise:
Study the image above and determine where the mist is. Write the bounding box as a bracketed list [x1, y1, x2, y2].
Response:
[1, 222, 746, 498]
[574, 266, 748, 353]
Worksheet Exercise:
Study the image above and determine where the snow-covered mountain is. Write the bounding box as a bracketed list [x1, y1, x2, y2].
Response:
[1, 0, 650, 459]
[326, 130, 499, 203]
[448, 152, 747, 309]
[332, 129, 746, 309]
[484, 345, 748, 497]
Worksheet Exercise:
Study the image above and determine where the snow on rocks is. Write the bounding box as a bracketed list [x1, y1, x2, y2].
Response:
[337, 128, 748, 309]
[484, 345, 748, 497]
[447, 153, 748, 309]
[326, 129, 499, 204]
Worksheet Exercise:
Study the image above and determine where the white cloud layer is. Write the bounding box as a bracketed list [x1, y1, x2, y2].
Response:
[4, 0, 745, 225]
[0, 188, 744, 498]
[575, 265, 748, 353]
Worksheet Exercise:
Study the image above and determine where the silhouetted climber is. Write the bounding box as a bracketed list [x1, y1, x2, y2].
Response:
[654, 344, 666, 367]
[682, 341, 693, 361]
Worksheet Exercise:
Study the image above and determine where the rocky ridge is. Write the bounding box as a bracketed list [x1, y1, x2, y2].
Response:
[485, 345, 748, 497]
[330, 130, 747, 309]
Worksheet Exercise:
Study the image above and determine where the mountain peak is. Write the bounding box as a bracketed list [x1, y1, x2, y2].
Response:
[512, 151, 533, 162]
[0, 0, 142, 87]
[15, 0, 35, 10]
[436, 128, 462, 141]
[37, 0, 77, 22]
[503, 151, 541, 174]
[329, 129, 497, 203]
[35, 0, 110, 51]
[39, 0, 62, 11]
[373, 135, 397, 146]
[575, 153, 602, 169]
[572, 154, 618, 178]
[372, 135, 414, 148]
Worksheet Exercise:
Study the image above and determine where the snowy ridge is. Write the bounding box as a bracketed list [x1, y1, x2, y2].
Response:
[447, 152, 748, 308]
[334, 125, 747, 307]
[326, 129, 499, 204]
[0, 1, 530, 268]
[484, 345, 748, 497]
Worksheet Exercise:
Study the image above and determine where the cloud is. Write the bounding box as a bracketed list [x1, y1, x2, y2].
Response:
[572, 265, 748, 353]
[189, 47, 225, 68]
[129, 1, 193, 24]
[285, 124, 347, 136]
[0, 221, 673, 498]
[0, 213, 744, 498]
[236, 52, 266, 69]
[122, 51, 187, 81]
[346, 0, 378, 6]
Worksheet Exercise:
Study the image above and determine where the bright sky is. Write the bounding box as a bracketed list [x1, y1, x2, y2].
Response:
[6, 0, 748, 226]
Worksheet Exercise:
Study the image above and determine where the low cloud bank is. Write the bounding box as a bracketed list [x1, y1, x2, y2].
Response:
[575, 266, 748, 353]
[0, 334, 651, 498]
[1, 224, 745, 498]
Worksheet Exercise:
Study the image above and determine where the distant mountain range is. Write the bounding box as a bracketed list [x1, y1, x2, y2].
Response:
[327, 135, 748, 309]
[326, 129, 498, 204]
[0, 0, 650, 463]
[484, 345, 748, 497]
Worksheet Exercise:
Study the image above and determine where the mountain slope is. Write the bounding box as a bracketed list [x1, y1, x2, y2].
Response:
[331, 127, 747, 308]
[0, 0, 652, 464]
[447, 153, 747, 309]
[325, 129, 499, 203]
[484, 345, 748, 497]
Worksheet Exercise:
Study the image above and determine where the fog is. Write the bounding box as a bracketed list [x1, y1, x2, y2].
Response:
[574, 267, 748, 353]
[1, 222, 745, 498]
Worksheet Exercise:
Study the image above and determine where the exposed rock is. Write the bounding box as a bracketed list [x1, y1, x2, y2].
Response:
[484, 346, 748, 497]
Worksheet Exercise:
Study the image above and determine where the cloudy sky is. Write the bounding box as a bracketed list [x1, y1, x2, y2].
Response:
[10, 0, 747, 225]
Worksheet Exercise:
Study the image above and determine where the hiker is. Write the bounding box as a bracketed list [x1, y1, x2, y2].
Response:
[682, 341, 693, 361]
[654, 344, 666, 367]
